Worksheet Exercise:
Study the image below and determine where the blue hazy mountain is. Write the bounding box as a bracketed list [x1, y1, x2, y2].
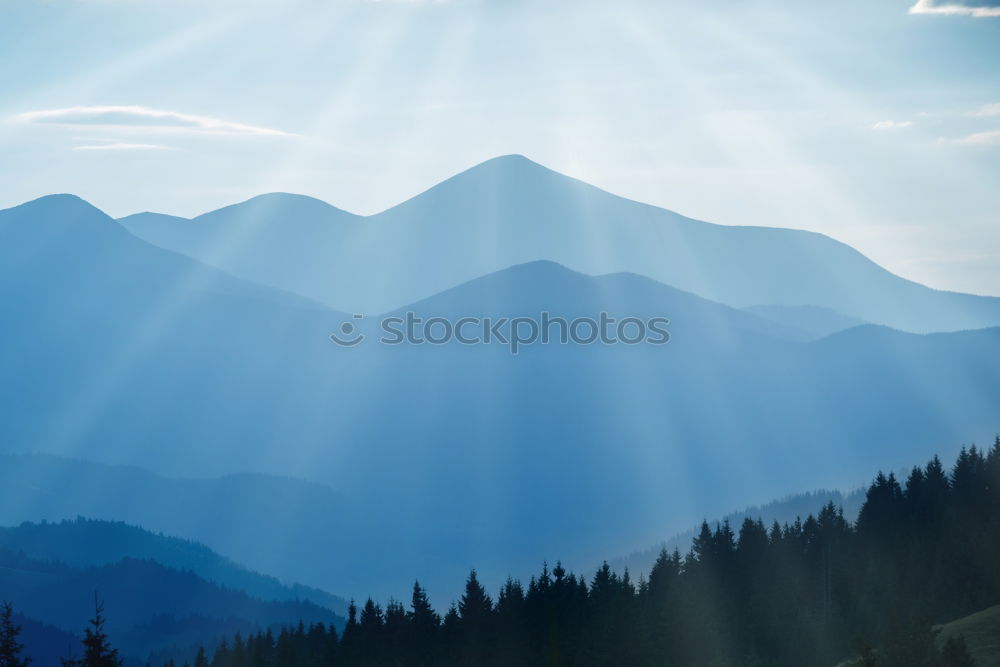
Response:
[2, 193, 999, 602]
[0, 550, 341, 661]
[0, 456, 352, 609]
[119, 155, 1000, 333]
[312, 262, 1000, 599]
[741, 304, 866, 340]
[12, 612, 94, 667]
[381, 260, 808, 342]
[0, 517, 347, 616]
[0, 193, 344, 473]
[118, 193, 359, 307]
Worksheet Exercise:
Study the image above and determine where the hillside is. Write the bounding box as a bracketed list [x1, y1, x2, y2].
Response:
[0, 550, 342, 660]
[937, 605, 1000, 667]
[118, 193, 359, 306]
[12, 612, 104, 667]
[0, 518, 347, 615]
[0, 455, 350, 605]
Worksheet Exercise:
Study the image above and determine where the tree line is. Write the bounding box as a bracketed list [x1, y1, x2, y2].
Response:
[2, 439, 997, 666]
[0, 595, 122, 667]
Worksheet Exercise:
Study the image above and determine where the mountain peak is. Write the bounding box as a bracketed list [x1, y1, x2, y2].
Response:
[494, 258, 584, 280]
[381, 154, 584, 219]
[3, 193, 110, 220]
[481, 153, 539, 165]
[243, 192, 340, 208]
[195, 192, 358, 222]
[463, 153, 558, 178]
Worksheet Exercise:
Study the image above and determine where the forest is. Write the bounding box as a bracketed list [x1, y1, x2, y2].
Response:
[2, 439, 997, 667]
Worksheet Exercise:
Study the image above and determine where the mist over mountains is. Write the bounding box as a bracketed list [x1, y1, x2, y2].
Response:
[121, 155, 1000, 332]
[0, 547, 341, 660]
[2, 155, 999, 609]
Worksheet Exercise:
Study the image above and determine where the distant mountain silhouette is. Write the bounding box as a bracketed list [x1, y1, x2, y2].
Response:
[310, 263, 999, 599]
[13, 612, 98, 667]
[118, 155, 1000, 332]
[0, 455, 350, 607]
[382, 260, 807, 342]
[3, 193, 999, 602]
[0, 193, 345, 474]
[3, 194, 325, 308]
[119, 193, 359, 307]
[741, 304, 866, 340]
[0, 550, 341, 660]
[0, 517, 347, 616]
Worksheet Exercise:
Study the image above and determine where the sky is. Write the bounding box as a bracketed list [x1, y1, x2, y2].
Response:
[1, 0, 999, 296]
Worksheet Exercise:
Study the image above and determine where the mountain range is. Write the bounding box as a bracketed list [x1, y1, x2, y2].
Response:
[1, 155, 999, 604]
[120, 155, 1000, 332]
[0, 518, 345, 663]
[0, 455, 353, 603]
[0, 550, 340, 660]
[0, 517, 347, 615]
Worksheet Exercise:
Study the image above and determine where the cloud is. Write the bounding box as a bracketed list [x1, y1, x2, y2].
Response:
[73, 143, 172, 151]
[871, 120, 914, 130]
[17, 105, 294, 137]
[908, 0, 1000, 17]
[968, 103, 1000, 117]
[953, 130, 1000, 145]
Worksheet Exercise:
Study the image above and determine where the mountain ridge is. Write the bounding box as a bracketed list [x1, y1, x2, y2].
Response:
[113, 154, 1000, 331]
[0, 549, 342, 660]
[3, 189, 1000, 602]
[0, 517, 348, 615]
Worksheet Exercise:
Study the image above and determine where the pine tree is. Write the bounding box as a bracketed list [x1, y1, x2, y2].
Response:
[457, 570, 492, 624]
[338, 599, 359, 665]
[407, 581, 438, 667]
[692, 521, 714, 563]
[408, 581, 439, 632]
[496, 577, 524, 614]
[78, 596, 121, 667]
[456, 571, 492, 667]
[384, 599, 407, 666]
[359, 598, 383, 632]
[0, 602, 30, 667]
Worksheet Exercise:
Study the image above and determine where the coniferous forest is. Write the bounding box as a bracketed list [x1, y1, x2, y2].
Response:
[3, 440, 998, 667]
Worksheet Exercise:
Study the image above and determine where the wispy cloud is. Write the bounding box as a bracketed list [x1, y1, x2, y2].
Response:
[17, 105, 294, 137]
[953, 130, 1000, 145]
[908, 0, 1000, 17]
[73, 143, 173, 151]
[871, 120, 914, 130]
[968, 102, 1000, 117]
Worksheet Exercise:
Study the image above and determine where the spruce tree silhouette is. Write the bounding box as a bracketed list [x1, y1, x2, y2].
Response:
[81, 596, 121, 667]
[408, 581, 439, 667]
[458, 570, 492, 623]
[457, 571, 492, 667]
[0, 602, 30, 667]
[409, 581, 439, 632]
[62, 596, 121, 667]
